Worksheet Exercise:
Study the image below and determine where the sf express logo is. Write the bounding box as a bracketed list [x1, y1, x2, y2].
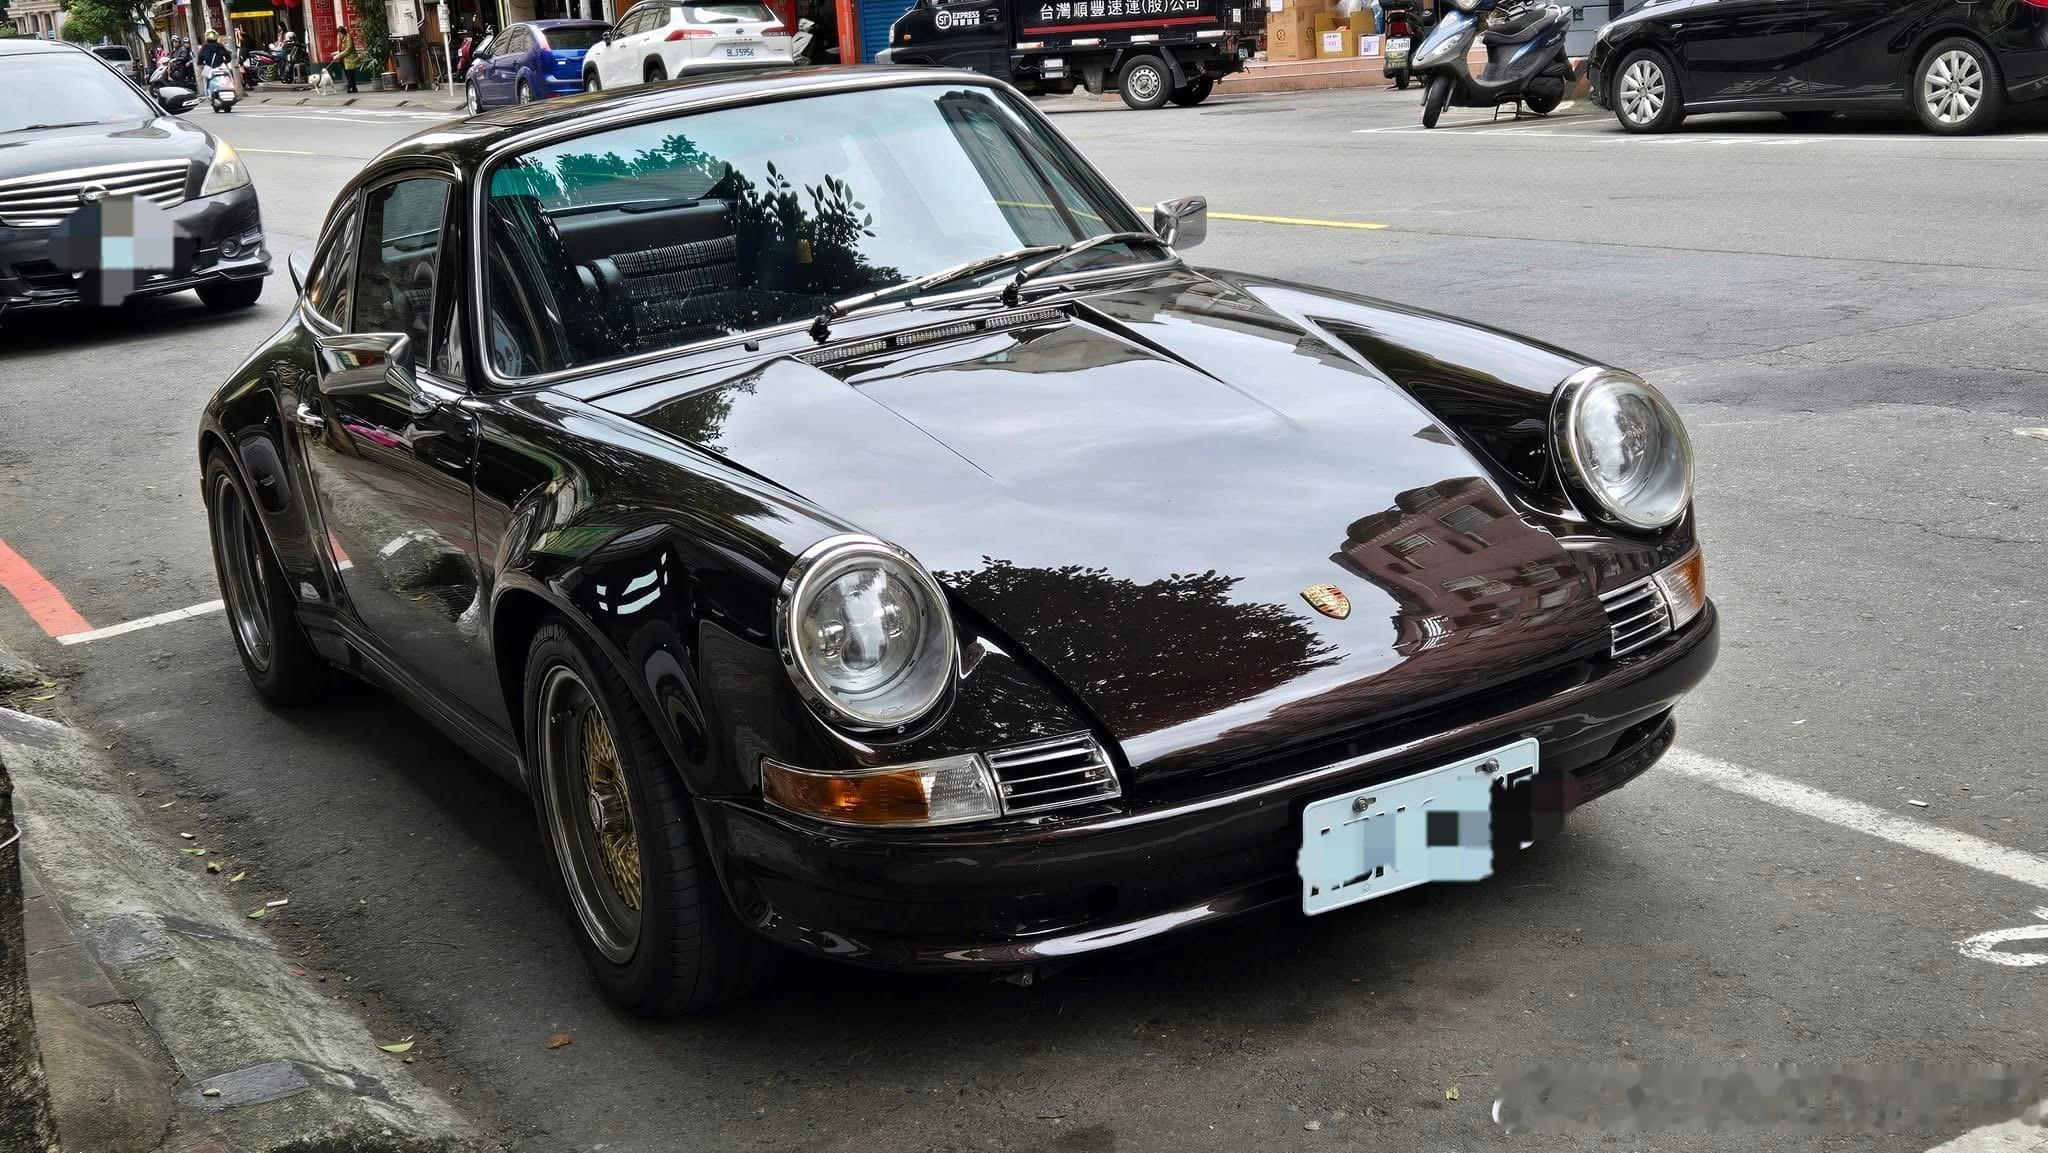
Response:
[934, 6, 982, 28]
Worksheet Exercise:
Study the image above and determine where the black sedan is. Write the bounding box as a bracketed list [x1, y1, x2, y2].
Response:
[199, 67, 1717, 1014]
[1, 39, 269, 318]
[1587, 0, 2048, 134]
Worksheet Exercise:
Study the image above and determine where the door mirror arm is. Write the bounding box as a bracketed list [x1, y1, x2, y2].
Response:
[1152, 195, 1207, 249]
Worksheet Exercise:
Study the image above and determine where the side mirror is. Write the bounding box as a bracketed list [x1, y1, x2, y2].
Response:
[288, 249, 310, 296]
[1152, 195, 1207, 249]
[602, 28, 615, 41]
[159, 86, 198, 113]
[314, 331, 418, 399]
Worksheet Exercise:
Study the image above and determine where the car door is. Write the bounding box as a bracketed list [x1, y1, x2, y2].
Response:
[298, 172, 501, 726]
[1668, 0, 1813, 104]
[1800, 0, 1912, 101]
[601, 8, 641, 83]
[491, 28, 527, 102]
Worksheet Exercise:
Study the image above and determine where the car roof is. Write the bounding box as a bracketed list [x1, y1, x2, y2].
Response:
[372, 66, 997, 173]
[525, 18, 608, 26]
[0, 38, 92, 56]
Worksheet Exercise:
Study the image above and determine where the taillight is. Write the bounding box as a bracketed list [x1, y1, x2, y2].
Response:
[761, 22, 786, 33]
[666, 27, 716, 38]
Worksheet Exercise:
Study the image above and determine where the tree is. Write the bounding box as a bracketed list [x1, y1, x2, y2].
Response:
[0, 752, 60, 1153]
[59, 0, 131, 44]
[357, 0, 389, 75]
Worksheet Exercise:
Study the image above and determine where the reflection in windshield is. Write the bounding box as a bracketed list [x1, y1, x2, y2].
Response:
[483, 83, 1146, 377]
[2, 55, 154, 134]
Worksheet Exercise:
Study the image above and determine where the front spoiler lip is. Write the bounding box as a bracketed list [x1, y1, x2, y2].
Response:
[0, 254, 269, 315]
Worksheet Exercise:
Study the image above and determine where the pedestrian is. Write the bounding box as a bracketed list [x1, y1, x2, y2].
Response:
[337, 24, 360, 93]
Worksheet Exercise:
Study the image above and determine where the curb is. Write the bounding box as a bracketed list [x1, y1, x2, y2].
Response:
[248, 94, 464, 112]
[0, 694, 492, 1153]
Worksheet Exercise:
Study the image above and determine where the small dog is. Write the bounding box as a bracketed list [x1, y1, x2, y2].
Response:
[312, 70, 332, 92]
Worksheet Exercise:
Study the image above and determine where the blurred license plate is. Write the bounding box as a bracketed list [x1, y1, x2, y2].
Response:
[1297, 738, 1535, 915]
[723, 42, 759, 57]
[1387, 36, 1410, 62]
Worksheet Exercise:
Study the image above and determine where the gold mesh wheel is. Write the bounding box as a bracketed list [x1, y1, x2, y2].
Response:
[539, 665, 643, 963]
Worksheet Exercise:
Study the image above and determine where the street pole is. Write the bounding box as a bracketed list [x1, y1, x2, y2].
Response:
[439, 0, 453, 97]
[182, 0, 203, 94]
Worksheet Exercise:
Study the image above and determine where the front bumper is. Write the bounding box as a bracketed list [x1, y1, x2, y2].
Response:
[703, 603, 1719, 970]
[1585, 41, 1612, 108]
[0, 182, 269, 317]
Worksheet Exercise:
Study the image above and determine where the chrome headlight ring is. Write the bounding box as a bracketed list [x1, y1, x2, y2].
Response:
[775, 534, 956, 733]
[1551, 367, 1694, 532]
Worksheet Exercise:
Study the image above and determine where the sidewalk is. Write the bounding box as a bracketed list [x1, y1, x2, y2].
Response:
[244, 84, 465, 113]
[1, 647, 494, 1153]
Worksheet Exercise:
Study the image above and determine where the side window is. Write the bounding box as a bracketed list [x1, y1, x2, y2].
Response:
[430, 230, 466, 379]
[305, 199, 360, 326]
[351, 178, 452, 358]
[617, 9, 645, 34]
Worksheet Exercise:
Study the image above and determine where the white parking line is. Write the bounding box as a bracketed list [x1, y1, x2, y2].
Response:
[55, 600, 223, 646]
[1662, 749, 2048, 893]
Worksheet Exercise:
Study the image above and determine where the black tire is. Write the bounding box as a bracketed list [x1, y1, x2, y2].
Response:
[644, 59, 667, 84]
[1524, 91, 1559, 115]
[466, 80, 482, 114]
[196, 278, 263, 310]
[1612, 47, 1683, 133]
[1421, 73, 1451, 128]
[1779, 109, 1834, 127]
[523, 619, 774, 1015]
[1168, 75, 1214, 106]
[517, 77, 535, 103]
[1912, 36, 2003, 135]
[1117, 55, 1171, 110]
[1394, 69, 1410, 90]
[585, 69, 601, 92]
[204, 452, 329, 706]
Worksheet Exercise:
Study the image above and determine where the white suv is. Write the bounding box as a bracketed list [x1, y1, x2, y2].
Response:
[583, 0, 793, 90]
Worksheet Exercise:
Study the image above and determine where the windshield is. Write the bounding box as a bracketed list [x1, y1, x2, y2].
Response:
[483, 83, 1147, 379]
[538, 25, 609, 49]
[680, 2, 774, 23]
[94, 47, 135, 62]
[2, 53, 156, 134]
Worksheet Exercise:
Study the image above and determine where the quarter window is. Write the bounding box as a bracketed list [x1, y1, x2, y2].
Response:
[351, 178, 452, 357]
[306, 200, 360, 326]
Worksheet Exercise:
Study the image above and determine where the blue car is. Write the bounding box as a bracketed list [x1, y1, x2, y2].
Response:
[466, 20, 610, 112]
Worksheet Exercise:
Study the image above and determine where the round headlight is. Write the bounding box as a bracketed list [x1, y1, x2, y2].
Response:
[778, 535, 954, 730]
[1553, 368, 1693, 531]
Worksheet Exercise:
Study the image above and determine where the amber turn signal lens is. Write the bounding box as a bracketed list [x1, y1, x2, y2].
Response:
[761, 755, 999, 827]
[1652, 547, 1706, 630]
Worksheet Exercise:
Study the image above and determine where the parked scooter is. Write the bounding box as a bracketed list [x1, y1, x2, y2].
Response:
[1409, 0, 1572, 128]
[148, 53, 196, 102]
[1380, 0, 1430, 90]
[206, 64, 238, 112]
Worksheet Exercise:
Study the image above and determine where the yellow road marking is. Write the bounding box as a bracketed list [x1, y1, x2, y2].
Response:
[237, 147, 322, 156]
[1209, 210, 1389, 231]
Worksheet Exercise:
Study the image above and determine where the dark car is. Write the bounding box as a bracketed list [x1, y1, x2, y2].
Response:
[1587, 0, 2048, 134]
[198, 67, 1717, 1015]
[465, 19, 610, 112]
[1, 39, 268, 318]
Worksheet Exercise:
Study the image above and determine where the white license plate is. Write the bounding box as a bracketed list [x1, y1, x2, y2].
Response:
[1043, 56, 1063, 66]
[1297, 738, 1536, 915]
[1387, 36, 1410, 51]
[722, 43, 759, 57]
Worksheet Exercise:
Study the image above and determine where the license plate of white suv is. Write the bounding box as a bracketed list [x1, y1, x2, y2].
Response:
[723, 42, 759, 57]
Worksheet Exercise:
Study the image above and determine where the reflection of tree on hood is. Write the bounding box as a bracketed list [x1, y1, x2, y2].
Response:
[938, 558, 1340, 737]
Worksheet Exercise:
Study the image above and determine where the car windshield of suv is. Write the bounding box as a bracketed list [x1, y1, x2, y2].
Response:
[483, 83, 1150, 378]
[2, 53, 156, 134]
[538, 25, 609, 49]
[679, 2, 773, 23]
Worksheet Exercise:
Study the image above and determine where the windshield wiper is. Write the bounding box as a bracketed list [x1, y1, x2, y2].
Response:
[1000, 231, 1174, 307]
[7, 121, 104, 133]
[808, 244, 1062, 340]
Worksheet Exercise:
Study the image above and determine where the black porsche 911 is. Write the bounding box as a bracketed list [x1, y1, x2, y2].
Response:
[199, 66, 1717, 1015]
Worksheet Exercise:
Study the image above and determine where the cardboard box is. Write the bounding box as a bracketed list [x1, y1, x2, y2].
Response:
[1313, 10, 1338, 31]
[1267, 8, 1319, 59]
[1357, 32, 1382, 56]
[1347, 10, 1374, 33]
[1318, 25, 1356, 56]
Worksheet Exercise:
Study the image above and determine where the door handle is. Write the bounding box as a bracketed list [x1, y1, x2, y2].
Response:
[294, 402, 325, 431]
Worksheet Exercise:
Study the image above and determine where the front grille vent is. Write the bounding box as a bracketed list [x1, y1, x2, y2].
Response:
[1601, 579, 1672, 658]
[986, 733, 1120, 815]
[0, 160, 192, 228]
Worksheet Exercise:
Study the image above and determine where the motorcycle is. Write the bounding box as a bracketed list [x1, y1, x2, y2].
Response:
[242, 48, 280, 88]
[148, 54, 196, 101]
[1380, 0, 1430, 90]
[1409, 0, 1572, 128]
[206, 64, 238, 112]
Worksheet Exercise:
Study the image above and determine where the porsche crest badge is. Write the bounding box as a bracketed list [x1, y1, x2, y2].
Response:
[1302, 583, 1351, 620]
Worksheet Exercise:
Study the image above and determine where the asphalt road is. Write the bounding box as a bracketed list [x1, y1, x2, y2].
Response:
[3, 88, 2046, 1153]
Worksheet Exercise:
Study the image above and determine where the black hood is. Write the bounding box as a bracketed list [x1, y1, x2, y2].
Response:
[0, 117, 210, 188]
[608, 272, 1613, 784]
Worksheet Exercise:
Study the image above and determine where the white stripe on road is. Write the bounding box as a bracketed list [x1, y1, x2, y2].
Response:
[1662, 749, 2048, 893]
[56, 600, 223, 646]
[1924, 1115, 2048, 1152]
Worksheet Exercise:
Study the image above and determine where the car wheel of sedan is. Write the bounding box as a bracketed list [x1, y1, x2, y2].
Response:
[1613, 48, 1683, 133]
[518, 78, 535, 103]
[196, 279, 263, 310]
[467, 80, 482, 114]
[523, 619, 773, 1015]
[1117, 55, 1171, 110]
[1913, 37, 2003, 135]
[204, 452, 329, 706]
